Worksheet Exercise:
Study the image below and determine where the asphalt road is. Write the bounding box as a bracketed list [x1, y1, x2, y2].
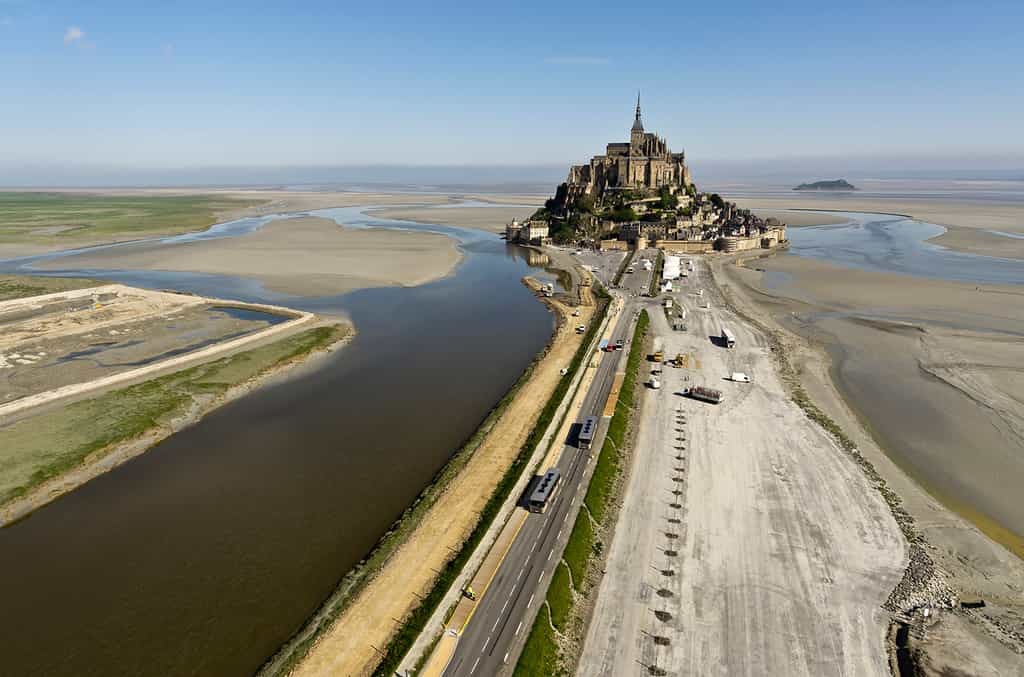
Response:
[443, 249, 656, 677]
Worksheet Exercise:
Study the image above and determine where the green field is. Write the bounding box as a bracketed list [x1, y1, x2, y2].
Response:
[0, 192, 262, 246]
[0, 325, 344, 511]
[0, 274, 102, 301]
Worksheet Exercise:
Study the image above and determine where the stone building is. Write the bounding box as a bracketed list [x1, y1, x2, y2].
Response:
[565, 94, 693, 201]
[505, 219, 549, 245]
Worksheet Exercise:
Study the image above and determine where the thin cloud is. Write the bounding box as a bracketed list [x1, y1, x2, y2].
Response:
[544, 56, 610, 66]
[162, 43, 174, 59]
[63, 26, 84, 45]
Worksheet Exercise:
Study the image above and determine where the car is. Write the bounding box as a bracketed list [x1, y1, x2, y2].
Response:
[576, 324, 586, 333]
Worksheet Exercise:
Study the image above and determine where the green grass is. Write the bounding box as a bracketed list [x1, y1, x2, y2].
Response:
[648, 250, 664, 297]
[359, 296, 612, 677]
[585, 309, 648, 524]
[514, 606, 564, 677]
[561, 512, 593, 591]
[0, 274, 103, 301]
[547, 562, 573, 631]
[0, 192, 262, 245]
[513, 309, 649, 676]
[0, 325, 343, 510]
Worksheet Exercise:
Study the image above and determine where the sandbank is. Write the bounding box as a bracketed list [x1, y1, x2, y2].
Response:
[39, 216, 463, 297]
[735, 196, 1024, 259]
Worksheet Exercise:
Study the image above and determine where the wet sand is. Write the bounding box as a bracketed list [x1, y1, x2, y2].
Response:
[736, 196, 1024, 259]
[39, 216, 463, 297]
[714, 252, 1024, 655]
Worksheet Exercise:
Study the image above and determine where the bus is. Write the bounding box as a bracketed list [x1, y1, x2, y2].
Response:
[528, 469, 561, 514]
[721, 327, 736, 348]
[578, 415, 598, 450]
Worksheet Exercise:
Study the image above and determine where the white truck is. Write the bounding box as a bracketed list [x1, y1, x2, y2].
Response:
[731, 372, 751, 383]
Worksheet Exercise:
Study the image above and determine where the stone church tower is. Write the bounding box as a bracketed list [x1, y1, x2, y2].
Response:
[630, 92, 646, 151]
[563, 94, 693, 201]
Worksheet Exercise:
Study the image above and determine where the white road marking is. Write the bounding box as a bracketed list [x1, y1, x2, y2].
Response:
[547, 550, 553, 562]
[470, 657, 481, 674]
[492, 618, 499, 632]
[515, 621, 523, 636]
[557, 528, 563, 539]
[504, 651, 510, 664]
[527, 593, 535, 608]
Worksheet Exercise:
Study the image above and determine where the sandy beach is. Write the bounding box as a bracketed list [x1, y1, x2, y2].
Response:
[39, 216, 463, 296]
[736, 195, 1024, 259]
[712, 251, 1024, 663]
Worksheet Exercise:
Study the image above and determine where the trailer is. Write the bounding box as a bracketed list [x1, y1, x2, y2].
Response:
[682, 385, 723, 404]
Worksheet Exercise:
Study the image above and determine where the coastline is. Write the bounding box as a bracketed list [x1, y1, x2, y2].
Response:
[0, 320, 352, 526]
[711, 250, 1024, 661]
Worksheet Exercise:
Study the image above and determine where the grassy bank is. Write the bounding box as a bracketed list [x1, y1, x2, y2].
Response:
[648, 250, 664, 297]
[366, 294, 611, 676]
[0, 192, 261, 246]
[516, 309, 649, 676]
[258, 293, 611, 677]
[0, 274, 102, 301]
[0, 325, 344, 512]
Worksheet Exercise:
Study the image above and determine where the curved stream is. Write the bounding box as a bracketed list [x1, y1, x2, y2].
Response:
[0, 206, 558, 676]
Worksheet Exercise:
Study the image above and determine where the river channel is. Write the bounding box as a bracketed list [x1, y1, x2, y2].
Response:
[0, 206, 558, 676]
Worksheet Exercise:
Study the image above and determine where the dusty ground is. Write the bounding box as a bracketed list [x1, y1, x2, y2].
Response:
[714, 253, 1024, 670]
[735, 196, 1024, 259]
[293, 294, 591, 677]
[39, 216, 463, 297]
[579, 258, 907, 676]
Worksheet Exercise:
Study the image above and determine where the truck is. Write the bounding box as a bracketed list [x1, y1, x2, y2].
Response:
[721, 327, 736, 348]
[650, 375, 661, 389]
[682, 385, 723, 404]
[652, 337, 664, 363]
[731, 372, 751, 383]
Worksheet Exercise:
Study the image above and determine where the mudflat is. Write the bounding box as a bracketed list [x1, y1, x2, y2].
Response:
[370, 204, 541, 233]
[735, 195, 1024, 259]
[715, 251, 1024, 660]
[39, 216, 463, 296]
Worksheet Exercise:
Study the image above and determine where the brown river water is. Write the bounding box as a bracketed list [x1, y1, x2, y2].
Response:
[0, 208, 557, 676]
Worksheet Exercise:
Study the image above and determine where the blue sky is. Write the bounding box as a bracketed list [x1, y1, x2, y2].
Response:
[1, 0, 1023, 171]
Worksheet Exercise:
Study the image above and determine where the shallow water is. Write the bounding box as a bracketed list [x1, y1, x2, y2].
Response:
[0, 207, 557, 676]
[787, 212, 1024, 285]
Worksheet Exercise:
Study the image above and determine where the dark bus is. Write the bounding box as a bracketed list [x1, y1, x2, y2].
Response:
[578, 415, 598, 450]
[528, 469, 561, 514]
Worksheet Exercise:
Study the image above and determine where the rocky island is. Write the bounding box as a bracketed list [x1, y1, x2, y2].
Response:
[793, 178, 857, 191]
[506, 94, 786, 254]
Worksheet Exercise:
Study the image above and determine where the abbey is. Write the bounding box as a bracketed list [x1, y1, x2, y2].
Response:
[566, 94, 693, 200]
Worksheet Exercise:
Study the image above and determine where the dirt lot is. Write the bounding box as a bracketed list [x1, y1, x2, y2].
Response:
[579, 258, 907, 676]
[293, 294, 592, 676]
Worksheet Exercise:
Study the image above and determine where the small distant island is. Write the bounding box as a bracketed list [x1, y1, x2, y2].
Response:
[793, 179, 857, 191]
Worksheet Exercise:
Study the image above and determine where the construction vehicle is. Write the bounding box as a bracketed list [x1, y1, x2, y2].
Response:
[463, 586, 477, 601]
[650, 373, 661, 389]
[674, 353, 685, 367]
